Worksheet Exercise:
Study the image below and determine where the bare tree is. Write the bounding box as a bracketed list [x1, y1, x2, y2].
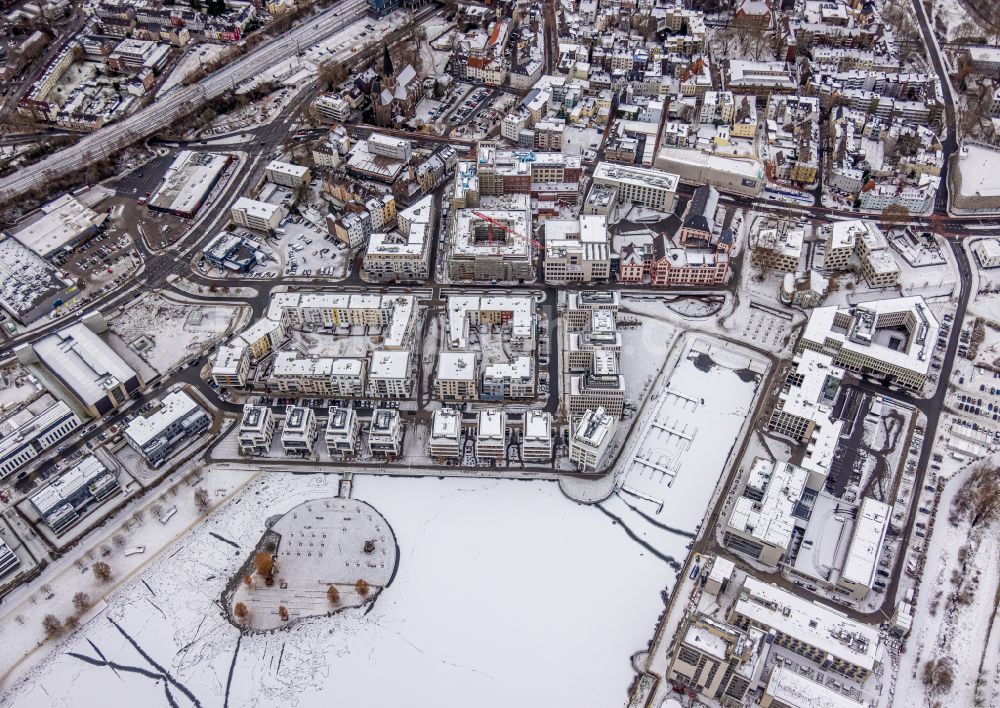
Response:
[278, 606, 289, 621]
[242, 573, 253, 589]
[922, 658, 955, 692]
[93, 562, 112, 584]
[953, 466, 1000, 528]
[327, 585, 340, 605]
[254, 551, 275, 584]
[42, 614, 64, 638]
[72, 592, 91, 613]
[194, 487, 211, 513]
[112, 533, 127, 548]
[234, 601, 249, 623]
[355, 579, 370, 597]
[879, 204, 911, 230]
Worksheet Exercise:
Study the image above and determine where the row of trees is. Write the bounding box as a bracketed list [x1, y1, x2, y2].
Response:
[232, 580, 370, 625]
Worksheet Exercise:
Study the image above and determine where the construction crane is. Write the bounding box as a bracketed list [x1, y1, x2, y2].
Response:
[470, 210, 544, 251]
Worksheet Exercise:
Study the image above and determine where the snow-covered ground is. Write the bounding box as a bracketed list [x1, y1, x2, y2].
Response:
[108, 292, 245, 375]
[2, 474, 676, 707]
[158, 44, 229, 97]
[893, 457, 1000, 708]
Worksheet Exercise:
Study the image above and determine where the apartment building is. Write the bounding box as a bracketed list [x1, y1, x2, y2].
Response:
[363, 195, 432, 282]
[448, 195, 534, 282]
[368, 409, 402, 458]
[238, 404, 274, 455]
[429, 407, 463, 459]
[521, 411, 552, 462]
[367, 352, 413, 399]
[435, 352, 479, 401]
[568, 406, 615, 471]
[475, 408, 507, 460]
[264, 160, 311, 189]
[270, 352, 366, 397]
[325, 407, 360, 456]
[281, 406, 316, 455]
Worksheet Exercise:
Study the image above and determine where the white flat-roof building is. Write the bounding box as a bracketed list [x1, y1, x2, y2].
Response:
[435, 352, 478, 401]
[11, 192, 105, 258]
[124, 390, 210, 466]
[281, 406, 317, 455]
[543, 214, 612, 284]
[0, 236, 78, 324]
[368, 409, 402, 457]
[367, 351, 412, 399]
[729, 576, 882, 682]
[975, 238, 1000, 268]
[238, 404, 274, 456]
[429, 407, 463, 459]
[448, 194, 534, 282]
[148, 151, 231, 217]
[591, 162, 679, 213]
[838, 497, 891, 600]
[752, 228, 803, 272]
[522, 410, 551, 462]
[265, 160, 311, 189]
[566, 291, 620, 331]
[762, 664, 867, 708]
[724, 458, 819, 567]
[798, 296, 938, 390]
[0, 400, 82, 480]
[768, 349, 844, 444]
[568, 406, 615, 472]
[325, 407, 359, 456]
[28, 454, 119, 535]
[231, 197, 285, 233]
[475, 408, 507, 460]
[363, 195, 433, 282]
[367, 133, 412, 162]
[27, 320, 142, 416]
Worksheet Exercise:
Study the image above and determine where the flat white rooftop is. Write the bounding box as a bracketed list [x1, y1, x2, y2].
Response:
[840, 496, 891, 588]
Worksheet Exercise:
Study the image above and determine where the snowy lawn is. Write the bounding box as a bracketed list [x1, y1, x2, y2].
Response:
[2, 474, 674, 707]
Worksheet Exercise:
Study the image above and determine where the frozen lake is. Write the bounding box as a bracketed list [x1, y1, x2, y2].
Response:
[4, 475, 676, 707]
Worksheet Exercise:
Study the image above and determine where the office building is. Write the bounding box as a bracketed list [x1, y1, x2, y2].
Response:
[724, 458, 818, 567]
[568, 406, 615, 471]
[231, 197, 285, 233]
[761, 665, 868, 708]
[838, 497, 891, 601]
[798, 297, 938, 390]
[29, 455, 120, 535]
[124, 390, 210, 466]
[591, 162, 679, 213]
[566, 291, 620, 331]
[666, 612, 766, 704]
[26, 320, 142, 417]
[728, 576, 881, 681]
[448, 195, 534, 282]
[543, 214, 611, 284]
[0, 400, 82, 479]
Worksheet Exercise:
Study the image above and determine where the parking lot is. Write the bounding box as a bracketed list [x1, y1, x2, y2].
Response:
[50, 222, 141, 293]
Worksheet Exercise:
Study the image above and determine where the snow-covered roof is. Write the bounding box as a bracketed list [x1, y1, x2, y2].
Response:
[149, 151, 230, 215]
[437, 351, 477, 381]
[33, 322, 138, 407]
[735, 577, 880, 672]
[368, 351, 410, 380]
[728, 458, 810, 552]
[124, 390, 204, 448]
[765, 665, 866, 707]
[11, 193, 105, 257]
[840, 497, 890, 589]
